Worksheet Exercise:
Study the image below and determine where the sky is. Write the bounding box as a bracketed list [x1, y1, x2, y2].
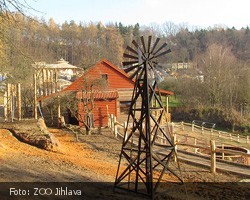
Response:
[28, 0, 250, 29]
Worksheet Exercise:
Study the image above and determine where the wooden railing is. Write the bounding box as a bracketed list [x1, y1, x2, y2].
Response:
[175, 121, 249, 144]
[107, 114, 250, 174]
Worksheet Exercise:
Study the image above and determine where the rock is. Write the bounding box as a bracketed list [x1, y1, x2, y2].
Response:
[0, 119, 60, 151]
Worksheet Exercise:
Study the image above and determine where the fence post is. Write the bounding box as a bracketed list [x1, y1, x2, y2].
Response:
[218, 131, 221, 138]
[194, 137, 198, 154]
[247, 136, 249, 144]
[110, 114, 114, 133]
[114, 116, 117, 137]
[210, 140, 216, 174]
[171, 122, 174, 134]
[107, 114, 110, 128]
[17, 83, 21, 121]
[33, 74, 38, 120]
[3, 91, 7, 121]
[181, 121, 184, 131]
[173, 133, 177, 162]
[124, 121, 128, 141]
[7, 83, 11, 121]
[222, 144, 225, 160]
[191, 123, 194, 132]
[211, 128, 213, 136]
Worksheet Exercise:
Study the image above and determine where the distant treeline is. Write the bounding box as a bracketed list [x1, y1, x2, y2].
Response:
[0, 12, 249, 132]
[0, 13, 250, 70]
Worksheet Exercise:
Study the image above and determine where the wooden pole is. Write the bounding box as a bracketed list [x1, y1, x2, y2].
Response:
[194, 137, 197, 153]
[222, 144, 225, 160]
[50, 70, 53, 94]
[7, 83, 11, 121]
[10, 84, 14, 122]
[173, 133, 177, 162]
[4, 91, 7, 121]
[110, 114, 114, 133]
[42, 69, 46, 96]
[124, 121, 127, 141]
[17, 83, 21, 120]
[34, 74, 38, 120]
[171, 122, 174, 134]
[166, 96, 169, 114]
[57, 96, 61, 118]
[210, 140, 216, 173]
[46, 69, 50, 95]
[114, 116, 118, 137]
[107, 114, 111, 128]
[55, 69, 58, 92]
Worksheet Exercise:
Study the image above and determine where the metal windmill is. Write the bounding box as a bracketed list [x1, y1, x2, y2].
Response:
[114, 36, 183, 198]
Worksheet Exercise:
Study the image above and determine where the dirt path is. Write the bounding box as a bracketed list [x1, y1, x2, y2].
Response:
[0, 127, 249, 199]
[0, 128, 119, 182]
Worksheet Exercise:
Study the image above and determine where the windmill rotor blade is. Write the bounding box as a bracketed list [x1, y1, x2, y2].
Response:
[122, 60, 138, 66]
[147, 36, 152, 53]
[148, 61, 154, 71]
[138, 69, 144, 80]
[129, 67, 142, 79]
[153, 42, 168, 55]
[150, 38, 160, 54]
[126, 45, 138, 55]
[154, 48, 171, 58]
[123, 53, 138, 60]
[140, 36, 147, 53]
[132, 40, 139, 48]
[124, 64, 141, 73]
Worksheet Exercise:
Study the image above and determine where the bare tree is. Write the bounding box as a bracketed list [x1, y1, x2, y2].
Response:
[161, 21, 180, 37]
[60, 72, 107, 135]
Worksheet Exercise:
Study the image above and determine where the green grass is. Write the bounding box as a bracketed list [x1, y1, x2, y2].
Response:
[169, 95, 182, 107]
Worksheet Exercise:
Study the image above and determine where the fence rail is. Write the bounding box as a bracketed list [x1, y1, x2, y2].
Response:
[175, 121, 249, 144]
[108, 114, 250, 174]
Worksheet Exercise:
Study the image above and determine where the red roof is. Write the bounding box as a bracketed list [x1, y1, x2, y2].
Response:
[63, 59, 134, 91]
[38, 59, 173, 103]
[156, 89, 174, 96]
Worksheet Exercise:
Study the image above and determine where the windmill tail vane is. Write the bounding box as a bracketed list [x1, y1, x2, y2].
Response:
[114, 36, 183, 198]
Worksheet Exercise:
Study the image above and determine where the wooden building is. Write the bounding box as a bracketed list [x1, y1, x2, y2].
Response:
[39, 59, 173, 127]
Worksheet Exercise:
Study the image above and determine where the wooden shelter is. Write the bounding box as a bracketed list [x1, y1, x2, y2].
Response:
[38, 59, 173, 127]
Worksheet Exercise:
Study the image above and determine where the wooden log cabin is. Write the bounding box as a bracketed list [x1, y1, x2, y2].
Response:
[38, 59, 173, 127]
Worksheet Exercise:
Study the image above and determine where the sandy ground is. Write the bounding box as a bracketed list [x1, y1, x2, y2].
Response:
[0, 127, 249, 199]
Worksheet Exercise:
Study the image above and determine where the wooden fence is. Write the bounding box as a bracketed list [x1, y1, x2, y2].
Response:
[175, 121, 249, 144]
[107, 114, 250, 174]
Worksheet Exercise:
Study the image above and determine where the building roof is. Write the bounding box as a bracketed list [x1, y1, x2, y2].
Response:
[156, 88, 174, 96]
[38, 59, 173, 103]
[63, 59, 134, 91]
[76, 90, 118, 100]
[33, 58, 79, 70]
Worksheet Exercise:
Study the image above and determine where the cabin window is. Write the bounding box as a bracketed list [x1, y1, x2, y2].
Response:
[101, 74, 108, 80]
[120, 101, 131, 114]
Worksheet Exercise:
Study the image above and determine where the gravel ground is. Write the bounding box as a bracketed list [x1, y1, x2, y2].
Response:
[0, 126, 249, 200]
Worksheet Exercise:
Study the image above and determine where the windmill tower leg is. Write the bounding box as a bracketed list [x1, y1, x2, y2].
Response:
[114, 36, 183, 198]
